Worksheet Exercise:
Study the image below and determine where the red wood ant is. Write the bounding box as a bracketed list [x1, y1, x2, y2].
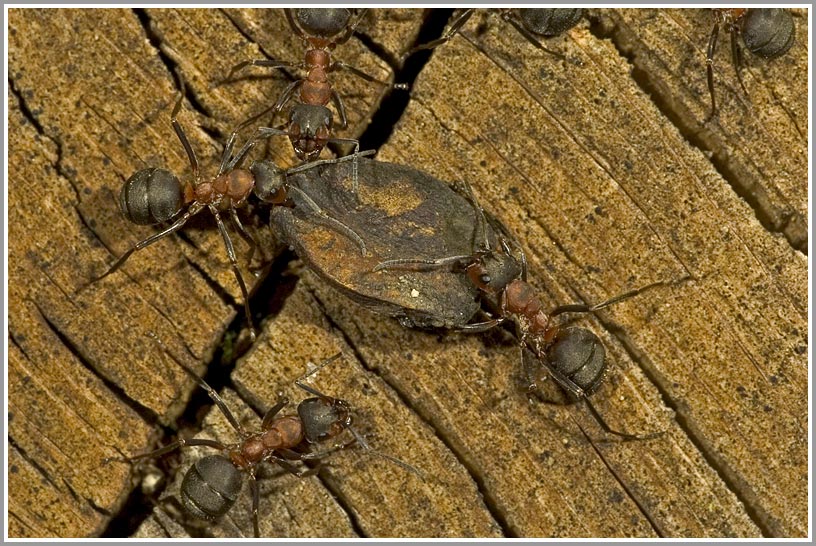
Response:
[408, 8, 583, 60]
[88, 92, 370, 342]
[115, 348, 422, 537]
[705, 8, 795, 119]
[376, 180, 667, 440]
[228, 8, 407, 189]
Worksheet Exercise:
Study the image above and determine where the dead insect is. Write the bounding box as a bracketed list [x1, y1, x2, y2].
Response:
[270, 156, 491, 330]
[705, 8, 795, 119]
[88, 93, 372, 342]
[408, 8, 583, 60]
[228, 8, 407, 171]
[116, 351, 421, 538]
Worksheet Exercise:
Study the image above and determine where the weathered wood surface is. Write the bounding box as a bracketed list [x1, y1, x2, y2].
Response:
[7, 8, 808, 538]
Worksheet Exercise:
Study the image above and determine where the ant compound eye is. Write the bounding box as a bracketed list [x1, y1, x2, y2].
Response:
[480, 274, 492, 285]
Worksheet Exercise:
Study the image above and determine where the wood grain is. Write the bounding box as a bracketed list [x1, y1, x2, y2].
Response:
[6, 7, 807, 538]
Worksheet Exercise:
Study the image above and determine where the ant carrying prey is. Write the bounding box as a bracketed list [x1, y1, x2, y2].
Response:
[112, 348, 421, 538]
[376, 179, 671, 440]
[86, 90, 371, 341]
[228, 8, 407, 188]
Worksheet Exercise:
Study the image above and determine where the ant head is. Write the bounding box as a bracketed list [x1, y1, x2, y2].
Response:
[295, 8, 352, 39]
[288, 104, 333, 162]
[465, 249, 522, 295]
[180, 455, 243, 522]
[119, 167, 184, 225]
[297, 396, 352, 443]
[742, 8, 794, 59]
[250, 160, 288, 204]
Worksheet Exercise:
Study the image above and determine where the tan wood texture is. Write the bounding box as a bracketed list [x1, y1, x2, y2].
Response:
[7, 8, 807, 538]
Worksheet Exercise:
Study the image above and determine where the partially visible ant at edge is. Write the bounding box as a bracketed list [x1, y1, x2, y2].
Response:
[376, 179, 679, 441]
[226, 8, 408, 194]
[407, 8, 584, 61]
[82, 87, 373, 342]
[705, 8, 795, 120]
[106, 339, 423, 538]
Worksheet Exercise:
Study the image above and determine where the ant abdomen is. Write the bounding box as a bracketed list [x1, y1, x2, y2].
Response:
[548, 327, 606, 397]
[742, 8, 795, 59]
[119, 167, 184, 225]
[181, 455, 243, 522]
[519, 8, 583, 37]
[295, 8, 353, 39]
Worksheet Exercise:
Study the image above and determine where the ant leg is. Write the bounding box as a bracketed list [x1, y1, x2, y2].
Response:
[329, 61, 410, 91]
[286, 149, 377, 175]
[532, 355, 660, 441]
[326, 136, 361, 194]
[286, 185, 368, 257]
[208, 205, 258, 342]
[228, 208, 258, 266]
[406, 8, 476, 55]
[269, 455, 320, 478]
[145, 331, 249, 437]
[170, 93, 200, 181]
[218, 130, 240, 175]
[186, 368, 248, 437]
[261, 397, 290, 430]
[549, 279, 671, 317]
[229, 80, 301, 141]
[248, 470, 261, 538]
[90, 203, 205, 284]
[219, 122, 281, 175]
[334, 9, 367, 45]
[451, 316, 506, 333]
[330, 89, 349, 129]
[226, 59, 299, 82]
[582, 398, 664, 441]
[288, 439, 355, 462]
[706, 20, 721, 120]
[283, 8, 307, 40]
[452, 177, 491, 251]
[108, 437, 227, 465]
[500, 12, 566, 61]
[730, 25, 749, 97]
